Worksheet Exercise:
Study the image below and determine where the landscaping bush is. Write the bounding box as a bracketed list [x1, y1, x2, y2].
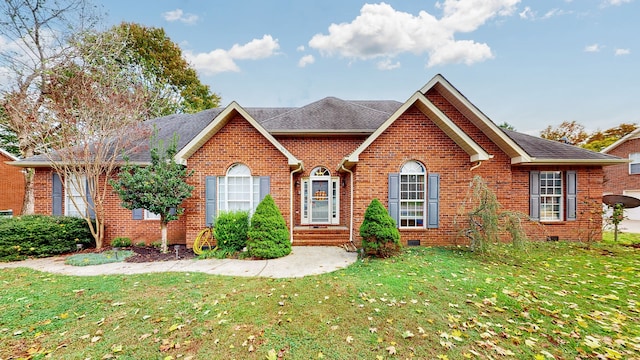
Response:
[247, 195, 291, 259]
[111, 237, 132, 247]
[214, 211, 249, 252]
[0, 215, 95, 261]
[359, 199, 401, 258]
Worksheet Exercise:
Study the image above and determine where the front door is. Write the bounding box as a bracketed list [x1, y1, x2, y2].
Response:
[302, 167, 339, 225]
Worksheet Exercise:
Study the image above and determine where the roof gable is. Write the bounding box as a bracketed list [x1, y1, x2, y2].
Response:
[175, 102, 300, 167]
[342, 91, 492, 168]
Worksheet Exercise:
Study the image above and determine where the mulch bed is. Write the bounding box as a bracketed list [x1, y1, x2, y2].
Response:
[120, 245, 196, 263]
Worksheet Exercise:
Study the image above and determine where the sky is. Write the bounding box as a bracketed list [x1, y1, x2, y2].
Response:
[82, 0, 640, 134]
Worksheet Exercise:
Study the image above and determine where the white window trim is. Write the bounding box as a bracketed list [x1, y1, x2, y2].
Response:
[217, 164, 260, 216]
[539, 171, 563, 222]
[399, 161, 426, 229]
[65, 174, 87, 218]
[630, 153, 640, 174]
[144, 209, 161, 220]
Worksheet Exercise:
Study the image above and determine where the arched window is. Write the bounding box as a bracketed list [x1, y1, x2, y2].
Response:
[218, 163, 260, 213]
[399, 161, 425, 227]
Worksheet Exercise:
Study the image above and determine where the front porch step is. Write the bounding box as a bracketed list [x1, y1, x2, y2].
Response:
[292, 226, 351, 246]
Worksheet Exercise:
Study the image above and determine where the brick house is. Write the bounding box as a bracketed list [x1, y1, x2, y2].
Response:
[601, 129, 640, 219]
[1, 148, 24, 216]
[13, 74, 625, 247]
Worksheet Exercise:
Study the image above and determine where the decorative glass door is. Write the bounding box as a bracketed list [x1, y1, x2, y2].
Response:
[301, 167, 339, 225]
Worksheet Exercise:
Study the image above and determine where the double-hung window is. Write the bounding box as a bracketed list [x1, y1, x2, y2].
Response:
[630, 153, 640, 174]
[399, 161, 426, 227]
[539, 171, 562, 221]
[65, 174, 87, 218]
[530, 170, 577, 222]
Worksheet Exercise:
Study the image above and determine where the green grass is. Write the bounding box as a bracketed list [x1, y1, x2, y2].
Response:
[603, 230, 640, 245]
[0, 242, 638, 359]
[64, 250, 134, 266]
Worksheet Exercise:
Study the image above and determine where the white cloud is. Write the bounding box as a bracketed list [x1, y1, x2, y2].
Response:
[541, 8, 571, 19]
[296, 45, 305, 52]
[162, 9, 199, 24]
[603, 0, 632, 6]
[584, 43, 602, 52]
[376, 59, 401, 70]
[184, 35, 280, 75]
[308, 1, 519, 68]
[519, 6, 536, 19]
[298, 54, 315, 67]
[615, 48, 631, 56]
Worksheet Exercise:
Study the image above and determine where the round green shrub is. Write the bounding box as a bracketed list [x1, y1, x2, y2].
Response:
[247, 195, 291, 259]
[214, 211, 249, 252]
[359, 199, 401, 258]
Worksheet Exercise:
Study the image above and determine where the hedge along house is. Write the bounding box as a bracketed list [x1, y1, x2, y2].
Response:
[13, 74, 625, 248]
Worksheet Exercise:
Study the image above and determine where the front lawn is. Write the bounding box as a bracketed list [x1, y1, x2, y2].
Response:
[0, 242, 638, 359]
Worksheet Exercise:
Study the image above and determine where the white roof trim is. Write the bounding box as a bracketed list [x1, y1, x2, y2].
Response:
[175, 101, 300, 167]
[0, 148, 18, 161]
[421, 74, 532, 162]
[601, 128, 640, 154]
[341, 91, 491, 167]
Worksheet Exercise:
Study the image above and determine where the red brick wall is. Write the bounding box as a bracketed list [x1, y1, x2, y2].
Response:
[351, 95, 604, 245]
[183, 114, 292, 248]
[0, 152, 25, 215]
[277, 135, 365, 227]
[603, 138, 640, 194]
[33, 168, 186, 246]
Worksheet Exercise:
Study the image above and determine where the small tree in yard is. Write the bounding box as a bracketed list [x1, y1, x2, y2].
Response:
[247, 195, 291, 259]
[111, 134, 194, 253]
[359, 199, 401, 258]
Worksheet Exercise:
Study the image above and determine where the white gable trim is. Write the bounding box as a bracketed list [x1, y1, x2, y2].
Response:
[421, 74, 532, 162]
[175, 101, 300, 167]
[601, 128, 640, 154]
[341, 91, 491, 168]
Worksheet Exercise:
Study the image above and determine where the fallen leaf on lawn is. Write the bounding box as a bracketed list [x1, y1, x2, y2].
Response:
[402, 330, 414, 339]
[91, 336, 101, 343]
[346, 335, 354, 344]
[386, 345, 397, 355]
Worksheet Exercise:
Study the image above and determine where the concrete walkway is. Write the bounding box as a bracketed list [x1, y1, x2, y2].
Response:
[0, 246, 358, 278]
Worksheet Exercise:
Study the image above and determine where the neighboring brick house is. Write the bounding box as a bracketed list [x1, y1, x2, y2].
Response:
[601, 129, 640, 219]
[13, 74, 625, 247]
[1, 148, 24, 216]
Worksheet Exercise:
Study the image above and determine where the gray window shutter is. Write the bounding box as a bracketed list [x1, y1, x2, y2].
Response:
[86, 178, 95, 219]
[427, 173, 440, 228]
[529, 171, 540, 221]
[259, 176, 270, 202]
[205, 176, 217, 227]
[388, 173, 399, 227]
[52, 173, 63, 216]
[169, 207, 176, 216]
[132, 208, 143, 220]
[566, 170, 577, 221]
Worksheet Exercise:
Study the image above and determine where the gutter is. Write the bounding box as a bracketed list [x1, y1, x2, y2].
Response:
[339, 164, 355, 245]
[289, 163, 304, 243]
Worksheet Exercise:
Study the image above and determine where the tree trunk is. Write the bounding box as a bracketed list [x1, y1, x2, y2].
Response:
[21, 168, 35, 215]
[161, 221, 168, 253]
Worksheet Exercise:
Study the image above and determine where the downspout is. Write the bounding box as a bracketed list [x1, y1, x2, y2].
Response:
[470, 161, 482, 171]
[339, 164, 354, 245]
[290, 163, 304, 243]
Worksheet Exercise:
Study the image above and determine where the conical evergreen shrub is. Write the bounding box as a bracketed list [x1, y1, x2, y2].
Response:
[247, 195, 291, 259]
[359, 198, 401, 257]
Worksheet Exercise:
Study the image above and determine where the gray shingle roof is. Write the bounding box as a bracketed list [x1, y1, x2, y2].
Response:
[502, 129, 621, 161]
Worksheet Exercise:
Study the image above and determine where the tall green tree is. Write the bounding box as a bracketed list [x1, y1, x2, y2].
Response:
[111, 134, 194, 253]
[583, 123, 638, 152]
[111, 22, 220, 115]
